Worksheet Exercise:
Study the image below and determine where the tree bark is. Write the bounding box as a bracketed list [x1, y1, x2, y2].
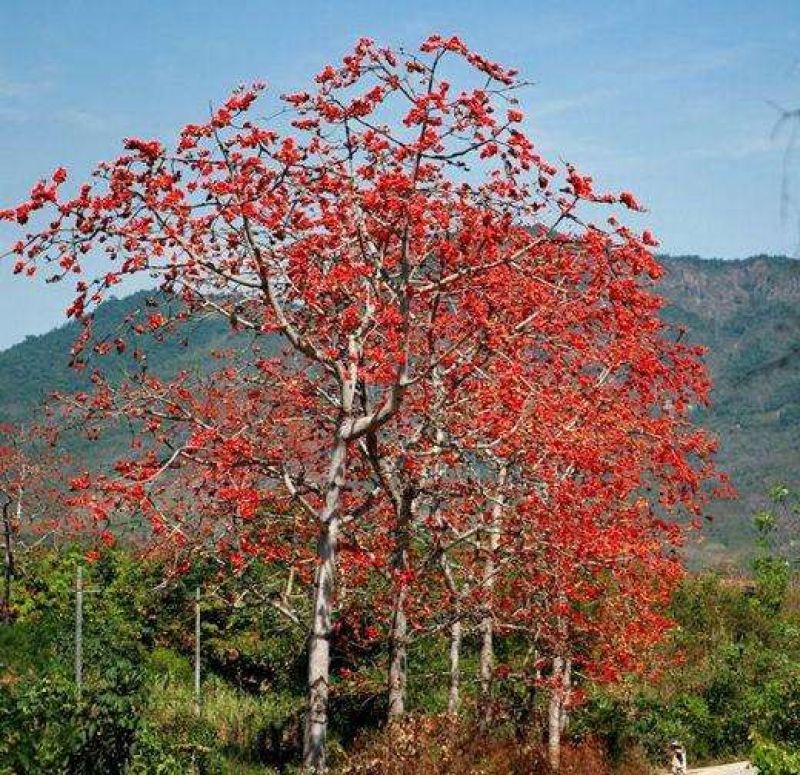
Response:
[387, 486, 414, 721]
[387, 586, 408, 719]
[477, 610, 494, 730]
[477, 464, 507, 731]
[303, 435, 347, 774]
[559, 657, 572, 735]
[1, 500, 13, 623]
[447, 617, 462, 717]
[548, 656, 565, 772]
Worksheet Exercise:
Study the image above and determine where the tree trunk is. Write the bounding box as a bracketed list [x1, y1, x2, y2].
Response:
[548, 656, 565, 772]
[387, 487, 414, 721]
[303, 435, 347, 773]
[477, 464, 507, 731]
[387, 586, 407, 720]
[2, 500, 13, 623]
[559, 657, 572, 735]
[448, 617, 462, 717]
[478, 610, 494, 730]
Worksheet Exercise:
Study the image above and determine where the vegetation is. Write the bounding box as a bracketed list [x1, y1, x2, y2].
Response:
[1, 33, 729, 771]
[659, 255, 800, 563]
[1, 508, 798, 774]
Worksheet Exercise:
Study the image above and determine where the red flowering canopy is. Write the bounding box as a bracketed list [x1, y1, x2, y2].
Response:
[0, 34, 725, 771]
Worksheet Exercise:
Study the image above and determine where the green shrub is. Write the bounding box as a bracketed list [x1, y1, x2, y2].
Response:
[753, 671, 800, 749]
[0, 667, 143, 774]
[752, 738, 800, 775]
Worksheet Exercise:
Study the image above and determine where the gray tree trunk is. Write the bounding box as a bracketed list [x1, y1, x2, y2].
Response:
[548, 656, 565, 772]
[477, 464, 507, 730]
[478, 611, 494, 730]
[303, 434, 347, 773]
[387, 487, 414, 721]
[559, 657, 572, 734]
[387, 587, 408, 719]
[447, 618, 462, 716]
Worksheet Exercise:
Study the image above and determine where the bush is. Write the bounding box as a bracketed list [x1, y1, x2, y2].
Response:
[752, 671, 800, 749]
[0, 667, 143, 774]
[752, 739, 800, 775]
[338, 715, 654, 775]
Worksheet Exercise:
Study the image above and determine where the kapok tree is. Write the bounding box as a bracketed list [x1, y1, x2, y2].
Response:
[3, 35, 618, 770]
[333, 216, 721, 731]
[337, 228, 655, 722]
[469, 252, 726, 769]
[424, 224, 726, 752]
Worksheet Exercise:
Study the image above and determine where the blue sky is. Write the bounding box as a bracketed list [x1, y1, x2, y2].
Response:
[1, 0, 799, 349]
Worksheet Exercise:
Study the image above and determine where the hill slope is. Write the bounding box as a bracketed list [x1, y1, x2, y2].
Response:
[658, 255, 800, 561]
[0, 291, 253, 461]
[0, 292, 238, 421]
[1, 256, 798, 562]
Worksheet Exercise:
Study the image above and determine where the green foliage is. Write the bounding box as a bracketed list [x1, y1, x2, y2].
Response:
[0, 668, 142, 774]
[751, 672, 800, 751]
[132, 673, 303, 773]
[572, 488, 800, 768]
[752, 738, 800, 775]
[0, 549, 149, 774]
[573, 568, 800, 766]
[0, 548, 307, 773]
[2, 508, 799, 772]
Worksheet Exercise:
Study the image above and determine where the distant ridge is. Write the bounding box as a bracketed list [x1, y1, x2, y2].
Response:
[657, 254, 800, 563]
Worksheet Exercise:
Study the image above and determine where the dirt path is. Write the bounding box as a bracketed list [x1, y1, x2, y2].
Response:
[688, 763, 754, 775]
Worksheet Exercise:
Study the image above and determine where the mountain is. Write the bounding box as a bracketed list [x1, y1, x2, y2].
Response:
[1, 256, 798, 564]
[657, 255, 800, 563]
[0, 291, 250, 462]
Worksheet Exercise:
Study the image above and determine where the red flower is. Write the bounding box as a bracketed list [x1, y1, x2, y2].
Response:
[69, 473, 91, 491]
[642, 229, 659, 247]
[620, 191, 643, 210]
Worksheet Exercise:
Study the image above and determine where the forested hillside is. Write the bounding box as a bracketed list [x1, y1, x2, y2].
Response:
[0, 291, 241, 422]
[0, 291, 263, 461]
[1, 254, 798, 562]
[658, 255, 800, 562]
